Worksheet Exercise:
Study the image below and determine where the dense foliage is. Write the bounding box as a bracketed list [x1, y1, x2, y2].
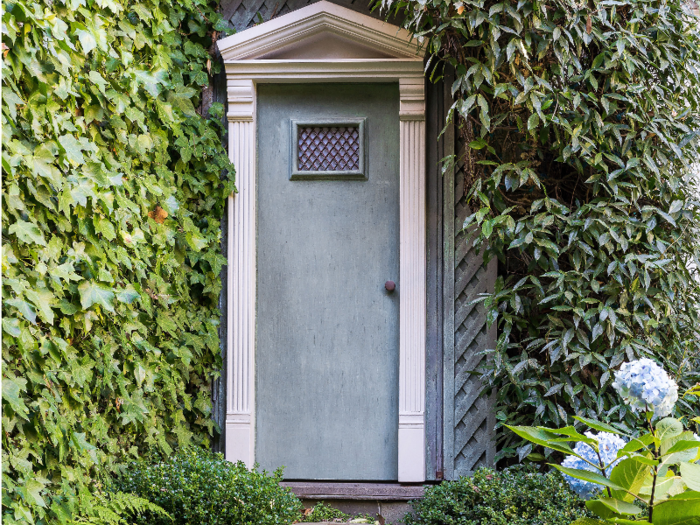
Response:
[383, 0, 700, 458]
[115, 448, 302, 525]
[1, 0, 234, 523]
[405, 466, 592, 525]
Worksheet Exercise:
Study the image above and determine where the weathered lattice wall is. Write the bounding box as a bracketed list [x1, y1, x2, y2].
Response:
[221, 0, 379, 30]
[441, 73, 497, 479]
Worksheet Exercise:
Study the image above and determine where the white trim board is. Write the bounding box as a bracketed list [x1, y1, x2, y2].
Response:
[218, 0, 427, 483]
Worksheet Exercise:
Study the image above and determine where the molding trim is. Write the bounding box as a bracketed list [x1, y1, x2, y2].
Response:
[224, 59, 424, 83]
[217, 0, 424, 61]
[220, 3, 427, 482]
[398, 79, 426, 481]
[226, 79, 256, 467]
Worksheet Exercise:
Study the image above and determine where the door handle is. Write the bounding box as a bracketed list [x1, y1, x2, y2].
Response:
[385, 281, 396, 292]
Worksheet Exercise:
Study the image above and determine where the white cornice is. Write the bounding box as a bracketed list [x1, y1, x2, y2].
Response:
[217, 0, 424, 61]
[224, 59, 424, 83]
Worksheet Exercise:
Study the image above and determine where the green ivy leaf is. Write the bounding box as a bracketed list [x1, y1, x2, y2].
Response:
[2, 317, 21, 337]
[78, 281, 115, 312]
[2, 375, 29, 418]
[4, 298, 37, 324]
[8, 219, 46, 246]
[58, 134, 85, 165]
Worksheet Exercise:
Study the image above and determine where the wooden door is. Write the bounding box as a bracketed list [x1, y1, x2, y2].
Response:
[255, 83, 400, 480]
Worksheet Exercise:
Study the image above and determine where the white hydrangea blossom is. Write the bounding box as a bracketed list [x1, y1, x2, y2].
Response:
[612, 358, 679, 417]
[561, 431, 627, 499]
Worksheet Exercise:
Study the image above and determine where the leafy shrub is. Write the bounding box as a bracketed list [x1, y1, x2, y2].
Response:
[384, 0, 700, 458]
[405, 467, 591, 525]
[115, 448, 302, 525]
[2, 0, 234, 523]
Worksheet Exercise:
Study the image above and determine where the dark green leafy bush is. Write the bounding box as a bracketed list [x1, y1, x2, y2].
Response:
[384, 0, 700, 459]
[115, 448, 302, 525]
[405, 467, 591, 525]
[2, 0, 234, 523]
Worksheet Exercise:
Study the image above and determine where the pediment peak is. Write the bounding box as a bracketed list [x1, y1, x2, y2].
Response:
[217, 1, 424, 61]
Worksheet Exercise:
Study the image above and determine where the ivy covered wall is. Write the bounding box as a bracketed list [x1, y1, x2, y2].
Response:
[387, 0, 700, 461]
[1, 1, 234, 523]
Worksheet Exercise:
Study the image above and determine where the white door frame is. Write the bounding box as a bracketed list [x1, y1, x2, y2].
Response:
[218, 1, 427, 482]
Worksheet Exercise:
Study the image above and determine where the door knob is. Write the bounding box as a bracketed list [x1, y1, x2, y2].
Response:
[385, 281, 396, 292]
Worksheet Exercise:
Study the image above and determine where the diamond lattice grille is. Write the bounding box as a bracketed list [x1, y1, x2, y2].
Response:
[298, 126, 360, 171]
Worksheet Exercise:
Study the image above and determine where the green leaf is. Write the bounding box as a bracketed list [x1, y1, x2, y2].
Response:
[75, 29, 96, 54]
[506, 425, 577, 455]
[2, 375, 29, 418]
[652, 491, 700, 525]
[528, 113, 540, 132]
[640, 471, 685, 504]
[8, 219, 46, 245]
[551, 464, 627, 492]
[116, 285, 140, 304]
[4, 298, 37, 324]
[569, 520, 608, 525]
[657, 418, 684, 441]
[58, 134, 85, 165]
[26, 288, 55, 325]
[622, 434, 655, 453]
[23, 479, 47, 508]
[2, 317, 21, 337]
[574, 416, 627, 436]
[665, 441, 700, 456]
[610, 458, 653, 502]
[586, 497, 643, 518]
[78, 281, 115, 312]
[680, 462, 700, 491]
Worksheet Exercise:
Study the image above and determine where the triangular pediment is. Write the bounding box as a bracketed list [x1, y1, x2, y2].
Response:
[217, 1, 424, 61]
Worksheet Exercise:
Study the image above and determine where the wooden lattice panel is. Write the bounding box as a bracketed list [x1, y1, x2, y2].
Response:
[298, 126, 360, 171]
[443, 131, 497, 479]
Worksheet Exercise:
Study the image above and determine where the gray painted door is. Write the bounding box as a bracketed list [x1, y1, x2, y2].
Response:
[256, 83, 400, 480]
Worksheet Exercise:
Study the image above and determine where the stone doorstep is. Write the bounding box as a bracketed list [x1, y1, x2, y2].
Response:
[281, 482, 425, 501]
[297, 500, 414, 525]
[282, 482, 424, 524]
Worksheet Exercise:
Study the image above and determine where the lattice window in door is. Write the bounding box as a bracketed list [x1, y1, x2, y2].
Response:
[298, 126, 360, 171]
[290, 119, 366, 180]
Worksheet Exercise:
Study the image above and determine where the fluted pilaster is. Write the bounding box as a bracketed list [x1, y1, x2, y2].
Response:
[226, 80, 256, 467]
[398, 78, 426, 482]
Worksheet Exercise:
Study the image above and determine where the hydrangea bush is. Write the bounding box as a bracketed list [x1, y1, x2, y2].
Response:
[561, 432, 627, 499]
[508, 359, 700, 524]
[612, 358, 680, 417]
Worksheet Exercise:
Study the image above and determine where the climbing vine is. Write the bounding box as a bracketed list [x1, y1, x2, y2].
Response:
[384, 0, 700, 460]
[2, 0, 234, 523]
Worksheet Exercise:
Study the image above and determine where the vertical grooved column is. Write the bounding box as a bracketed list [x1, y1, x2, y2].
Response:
[226, 79, 256, 467]
[398, 77, 426, 482]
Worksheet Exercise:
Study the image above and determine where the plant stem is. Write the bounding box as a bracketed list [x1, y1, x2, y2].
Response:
[648, 418, 658, 522]
[595, 448, 612, 498]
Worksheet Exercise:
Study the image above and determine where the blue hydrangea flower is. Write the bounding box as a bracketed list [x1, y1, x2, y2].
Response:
[612, 358, 678, 417]
[561, 431, 627, 499]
